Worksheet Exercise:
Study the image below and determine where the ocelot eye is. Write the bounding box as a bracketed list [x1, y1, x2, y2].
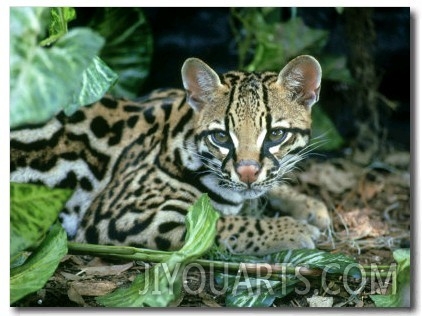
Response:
[210, 131, 231, 147]
[267, 128, 287, 143]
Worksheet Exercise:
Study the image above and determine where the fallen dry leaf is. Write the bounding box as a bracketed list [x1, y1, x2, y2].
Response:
[70, 281, 117, 296]
[358, 178, 384, 201]
[60, 271, 82, 281]
[81, 262, 133, 276]
[298, 162, 357, 194]
[68, 285, 86, 306]
[340, 208, 388, 238]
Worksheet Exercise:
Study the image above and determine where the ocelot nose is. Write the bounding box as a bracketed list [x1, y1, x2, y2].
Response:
[235, 160, 262, 185]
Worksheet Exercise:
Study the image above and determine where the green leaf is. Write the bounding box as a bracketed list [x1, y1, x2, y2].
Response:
[226, 287, 276, 307]
[311, 106, 344, 151]
[318, 55, 354, 84]
[64, 56, 118, 116]
[221, 249, 360, 307]
[40, 7, 77, 46]
[221, 271, 285, 307]
[89, 8, 153, 98]
[224, 277, 299, 307]
[97, 194, 220, 307]
[10, 7, 110, 128]
[270, 249, 361, 278]
[10, 183, 72, 257]
[10, 223, 68, 304]
[245, 16, 329, 72]
[183, 194, 220, 252]
[370, 249, 410, 307]
[10, 252, 31, 270]
[49, 7, 76, 34]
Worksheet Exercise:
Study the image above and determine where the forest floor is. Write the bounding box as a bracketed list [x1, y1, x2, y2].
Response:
[14, 148, 411, 308]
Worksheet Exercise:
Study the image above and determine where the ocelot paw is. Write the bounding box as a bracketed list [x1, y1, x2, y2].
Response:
[291, 196, 331, 230]
[268, 192, 331, 231]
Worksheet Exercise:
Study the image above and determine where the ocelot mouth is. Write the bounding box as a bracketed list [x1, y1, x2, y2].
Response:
[238, 187, 267, 199]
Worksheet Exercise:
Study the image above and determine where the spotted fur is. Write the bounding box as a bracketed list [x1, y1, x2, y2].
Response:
[10, 55, 330, 255]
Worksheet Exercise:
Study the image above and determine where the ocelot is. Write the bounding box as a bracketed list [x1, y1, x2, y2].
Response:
[10, 55, 330, 255]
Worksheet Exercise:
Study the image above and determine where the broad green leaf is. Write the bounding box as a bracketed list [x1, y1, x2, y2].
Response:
[221, 249, 361, 307]
[212, 248, 360, 279]
[370, 249, 410, 307]
[97, 194, 220, 307]
[10, 6, 107, 128]
[311, 106, 344, 151]
[226, 288, 276, 307]
[225, 278, 299, 307]
[270, 249, 361, 279]
[370, 291, 402, 308]
[10, 223, 68, 304]
[10, 7, 49, 87]
[245, 16, 328, 72]
[40, 7, 77, 46]
[10, 183, 72, 257]
[183, 194, 220, 252]
[219, 267, 298, 307]
[65, 56, 118, 115]
[89, 8, 153, 98]
[10, 252, 31, 270]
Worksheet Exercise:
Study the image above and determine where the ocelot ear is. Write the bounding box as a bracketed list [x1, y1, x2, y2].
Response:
[181, 58, 223, 111]
[277, 55, 322, 109]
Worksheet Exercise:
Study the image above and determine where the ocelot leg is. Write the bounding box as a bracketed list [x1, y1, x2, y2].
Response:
[267, 184, 331, 230]
[216, 215, 321, 255]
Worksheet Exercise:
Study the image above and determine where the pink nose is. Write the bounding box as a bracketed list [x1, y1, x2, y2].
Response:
[235, 160, 261, 184]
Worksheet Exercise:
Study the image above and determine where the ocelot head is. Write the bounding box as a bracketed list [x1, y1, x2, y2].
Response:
[182, 55, 321, 199]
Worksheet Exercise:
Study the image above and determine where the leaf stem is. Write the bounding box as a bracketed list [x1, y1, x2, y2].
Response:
[68, 242, 328, 281]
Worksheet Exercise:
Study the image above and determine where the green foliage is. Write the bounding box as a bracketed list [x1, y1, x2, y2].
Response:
[9, 7, 153, 305]
[10, 183, 72, 257]
[40, 7, 76, 46]
[10, 223, 68, 304]
[232, 9, 328, 72]
[370, 249, 410, 307]
[309, 107, 344, 150]
[97, 194, 220, 307]
[214, 249, 361, 307]
[88, 8, 153, 98]
[10, 7, 118, 128]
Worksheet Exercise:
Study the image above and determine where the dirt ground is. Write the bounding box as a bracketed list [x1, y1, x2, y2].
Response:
[14, 148, 411, 308]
